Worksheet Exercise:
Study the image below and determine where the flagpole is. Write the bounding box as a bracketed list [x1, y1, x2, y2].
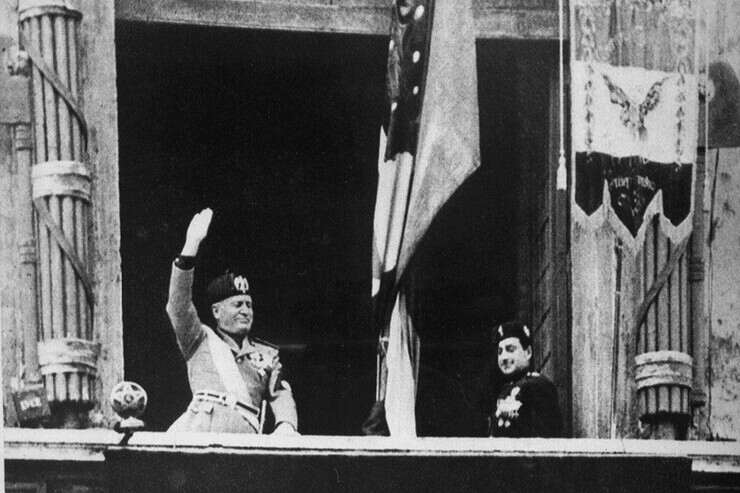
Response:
[556, 0, 567, 191]
[369, 0, 480, 435]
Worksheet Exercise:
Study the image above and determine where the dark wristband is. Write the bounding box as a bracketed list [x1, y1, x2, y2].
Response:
[174, 255, 196, 270]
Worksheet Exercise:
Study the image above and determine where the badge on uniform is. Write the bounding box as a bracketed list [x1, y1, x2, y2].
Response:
[233, 275, 249, 294]
[495, 386, 522, 428]
[246, 350, 270, 376]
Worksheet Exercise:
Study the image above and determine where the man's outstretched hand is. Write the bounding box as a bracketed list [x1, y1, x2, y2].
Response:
[181, 208, 213, 256]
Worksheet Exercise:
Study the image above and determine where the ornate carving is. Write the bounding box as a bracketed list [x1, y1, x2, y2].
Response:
[634, 350, 693, 390]
[4, 45, 30, 77]
[13, 125, 33, 150]
[37, 338, 100, 379]
[20, 0, 95, 425]
[31, 160, 91, 202]
[19, 239, 36, 264]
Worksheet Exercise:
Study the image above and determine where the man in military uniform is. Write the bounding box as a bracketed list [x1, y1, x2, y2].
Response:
[489, 321, 562, 438]
[167, 208, 298, 434]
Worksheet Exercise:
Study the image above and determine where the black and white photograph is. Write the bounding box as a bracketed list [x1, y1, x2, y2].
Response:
[1, 0, 739, 491]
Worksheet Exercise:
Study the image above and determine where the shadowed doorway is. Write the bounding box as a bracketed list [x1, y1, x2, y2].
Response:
[116, 21, 559, 435]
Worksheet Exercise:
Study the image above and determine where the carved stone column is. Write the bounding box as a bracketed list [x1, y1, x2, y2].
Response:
[634, 350, 693, 438]
[632, 227, 695, 439]
[19, 0, 98, 428]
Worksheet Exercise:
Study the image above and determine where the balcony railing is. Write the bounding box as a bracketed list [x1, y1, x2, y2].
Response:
[5, 428, 740, 492]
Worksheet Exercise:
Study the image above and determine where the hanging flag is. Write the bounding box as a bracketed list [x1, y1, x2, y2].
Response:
[570, 0, 698, 248]
[369, 0, 480, 436]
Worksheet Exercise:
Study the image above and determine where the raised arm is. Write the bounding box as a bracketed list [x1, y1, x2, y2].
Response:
[179, 208, 212, 257]
[166, 208, 213, 360]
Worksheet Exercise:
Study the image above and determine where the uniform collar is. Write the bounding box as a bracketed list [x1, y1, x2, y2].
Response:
[502, 367, 530, 384]
[215, 327, 255, 354]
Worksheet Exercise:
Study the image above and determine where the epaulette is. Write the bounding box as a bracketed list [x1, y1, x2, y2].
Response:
[252, 337, 279, 355]
[512, 371, 542, 387]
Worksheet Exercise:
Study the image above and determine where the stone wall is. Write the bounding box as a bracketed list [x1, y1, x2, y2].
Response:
[706, 148, 740, 440]
[703, 0, 740, 441]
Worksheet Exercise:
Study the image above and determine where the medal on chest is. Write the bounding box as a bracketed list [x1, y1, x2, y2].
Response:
[495, 386, 522, 429]
[243, 350, 271, 377]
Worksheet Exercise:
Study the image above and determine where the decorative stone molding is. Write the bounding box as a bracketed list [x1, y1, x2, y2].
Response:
[19, 0, 95, 427]
[38, 338, 100, 381]
[634, 349, 693, 438]
[634, 351, 693, 391]
[31, 161, 91, 202]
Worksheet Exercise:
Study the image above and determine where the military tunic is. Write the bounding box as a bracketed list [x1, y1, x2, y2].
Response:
[166, 263, 298, 433]
[490, 371, 562, 438]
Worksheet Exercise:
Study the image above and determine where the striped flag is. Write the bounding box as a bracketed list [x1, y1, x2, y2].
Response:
[370, 0, 480, 436]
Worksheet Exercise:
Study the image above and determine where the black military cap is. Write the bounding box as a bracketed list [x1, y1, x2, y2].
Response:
[492, 321, 532, 349]
[206, 271, 251, 305]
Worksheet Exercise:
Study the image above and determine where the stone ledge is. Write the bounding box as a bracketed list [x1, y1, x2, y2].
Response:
[4, 428, 739, 473]
[114, 0, 560, 39]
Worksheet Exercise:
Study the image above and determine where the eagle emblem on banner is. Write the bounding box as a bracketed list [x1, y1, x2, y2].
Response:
[602, 73, 669, 141]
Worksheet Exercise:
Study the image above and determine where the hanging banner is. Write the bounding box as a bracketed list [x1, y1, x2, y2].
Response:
[570, 0, 698, 248]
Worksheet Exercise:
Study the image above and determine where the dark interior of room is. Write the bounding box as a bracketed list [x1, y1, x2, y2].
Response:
[116, 21, 553, 435]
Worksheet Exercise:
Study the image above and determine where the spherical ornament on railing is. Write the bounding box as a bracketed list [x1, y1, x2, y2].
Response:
[110, 381, 147, 435]
[111, 381, 147, 419]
